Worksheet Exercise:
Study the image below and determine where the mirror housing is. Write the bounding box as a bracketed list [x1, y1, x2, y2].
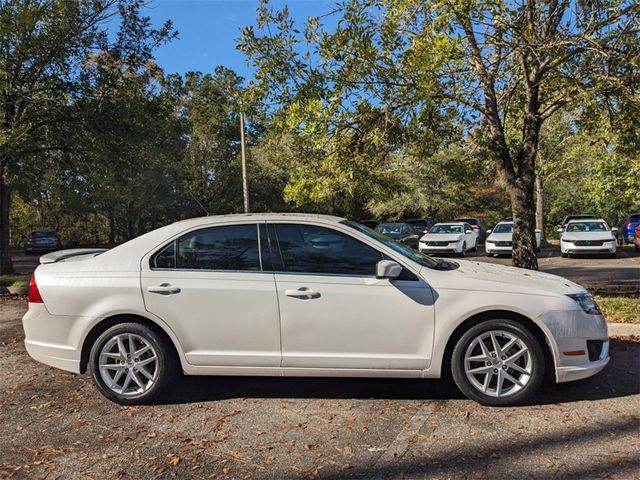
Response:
[465, 230, 473, 234]
[376, 260, 402, 279]
[556, 227, 563, 233]
[486, 229, 492, 234]
[611, 227, 618, 232]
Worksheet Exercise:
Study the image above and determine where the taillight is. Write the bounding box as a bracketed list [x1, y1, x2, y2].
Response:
[28, 274, 43, 303]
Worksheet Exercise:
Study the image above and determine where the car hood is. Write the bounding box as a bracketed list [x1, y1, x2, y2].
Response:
[486, 232, 512, 242]
[427, 260, 585, 296]
[562, 231, 615, 241]
[421, 233, 464, 242]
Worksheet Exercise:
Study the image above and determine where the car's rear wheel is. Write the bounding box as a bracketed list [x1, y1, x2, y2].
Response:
[451, 319, 545, 406]
[89, 323, 177, 405]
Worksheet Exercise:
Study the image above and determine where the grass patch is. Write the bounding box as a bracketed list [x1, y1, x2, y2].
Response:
[596, 296, 640, 324]
[0, 274, 29, 288]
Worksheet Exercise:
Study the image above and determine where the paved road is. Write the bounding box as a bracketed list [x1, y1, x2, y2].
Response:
[1, 297, 639, 479]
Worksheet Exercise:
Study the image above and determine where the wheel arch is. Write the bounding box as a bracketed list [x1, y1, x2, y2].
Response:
[79, 313, 184, 374]
[440, 309, 556, 383]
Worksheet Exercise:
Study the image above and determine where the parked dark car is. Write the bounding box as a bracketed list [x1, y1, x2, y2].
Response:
[405, 218, 434, 236]
[619, 213, 640, 245]
[454, 217, 487, 243]
[375, 223, 420, 249]
[358, 219, 380, 230]
[24, 229, 62, 255]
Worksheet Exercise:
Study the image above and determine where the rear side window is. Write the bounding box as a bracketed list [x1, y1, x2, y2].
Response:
[273, 224, 383, 276]
[630, 214, 640, 222]
[151, 224, 261, 271]
[177, 224, 260, 270]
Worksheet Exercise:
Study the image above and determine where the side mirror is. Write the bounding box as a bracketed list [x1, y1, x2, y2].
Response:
[611, 227, 618, 232]
[465, 230, 473, 234]
[556, 227, 563, 233]
[486, 229, 492, 234]
[376, 260, 402, 279]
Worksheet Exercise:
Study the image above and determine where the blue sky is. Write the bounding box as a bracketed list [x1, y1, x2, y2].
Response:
[146, 0, 336, 79]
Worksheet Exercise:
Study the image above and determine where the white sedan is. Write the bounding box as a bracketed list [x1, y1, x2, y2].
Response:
[485, 221, 541, 257]
[23, 213, 609, 406]
[559, 219, 617, 258]
[418, 222, 477, 256]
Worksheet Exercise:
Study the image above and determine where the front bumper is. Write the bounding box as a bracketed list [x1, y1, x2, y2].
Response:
[535, 309, 609, 384]
[561, 240, 616, 254]
[419, 242, 462, 254]
[485, 242, 512, 255]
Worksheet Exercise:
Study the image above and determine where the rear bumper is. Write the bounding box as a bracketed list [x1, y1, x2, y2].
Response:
[22, 304, 81, 373]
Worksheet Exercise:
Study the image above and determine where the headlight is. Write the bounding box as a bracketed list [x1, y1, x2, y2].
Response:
[567, 293, 602, 315]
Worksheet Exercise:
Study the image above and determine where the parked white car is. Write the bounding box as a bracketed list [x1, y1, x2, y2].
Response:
[418, 222, 477, 256]
[23, 214, 609, 407]
[559, 219, 617, 258]
[485, 222, 541, 257]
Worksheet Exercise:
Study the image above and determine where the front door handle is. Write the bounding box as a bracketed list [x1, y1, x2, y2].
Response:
[285, 287, 320, 299]
[147, 283, 181, 295]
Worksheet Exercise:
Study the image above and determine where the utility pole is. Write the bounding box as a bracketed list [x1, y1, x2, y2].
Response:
[239, 112, 250, 213]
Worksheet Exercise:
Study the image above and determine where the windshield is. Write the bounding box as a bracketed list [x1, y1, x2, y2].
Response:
[492, 223, 513, 234]
[566, 221, 609, 232]
[344, 221, 440, 268]
[376, 224, 405, 235]
[430, 224, 463, 234]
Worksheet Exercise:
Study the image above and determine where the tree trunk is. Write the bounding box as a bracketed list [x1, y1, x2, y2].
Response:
[0, 161, 14, 274]
[509, 179, 539, 270]
[535, 170, 545, 243]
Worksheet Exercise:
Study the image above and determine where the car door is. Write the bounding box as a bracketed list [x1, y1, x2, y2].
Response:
[269, 221, 435, 372]
[141, 222, 281, 368]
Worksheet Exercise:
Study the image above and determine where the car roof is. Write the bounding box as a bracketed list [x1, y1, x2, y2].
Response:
[377, 222, 406, 227]
[170, 212, 344, 230]
[433, 222, 465, 226]
[495, 221, 514, 225]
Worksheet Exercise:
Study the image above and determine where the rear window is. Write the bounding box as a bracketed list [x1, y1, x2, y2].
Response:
[630, 214, 640, 222]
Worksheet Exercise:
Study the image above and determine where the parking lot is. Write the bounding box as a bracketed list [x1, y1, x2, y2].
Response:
[1, 270, 639, 478]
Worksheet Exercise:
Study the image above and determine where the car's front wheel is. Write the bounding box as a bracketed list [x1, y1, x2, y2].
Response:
[451, 319, 545, 406]
[89, 322, 177, 405]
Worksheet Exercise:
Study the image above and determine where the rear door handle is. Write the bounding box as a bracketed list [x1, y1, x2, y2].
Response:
[285, 287, 320, 299]
[147, 283, 181, 295]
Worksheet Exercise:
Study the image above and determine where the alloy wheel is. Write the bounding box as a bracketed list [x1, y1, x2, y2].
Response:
[463, 330, 533, 398]
[98, 333, 159, 397]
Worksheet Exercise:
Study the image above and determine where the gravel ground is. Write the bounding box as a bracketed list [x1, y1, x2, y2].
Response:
[1, 296, 639, 480]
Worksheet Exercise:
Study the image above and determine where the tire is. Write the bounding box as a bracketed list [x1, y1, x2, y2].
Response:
[609, 252, 617, 259]
[89, 322, 177, 405]
[451, 319, 545, 406]
[635, 243, 639, 252]
[561, 252, 567, 258]
[459, 242, 467, 257]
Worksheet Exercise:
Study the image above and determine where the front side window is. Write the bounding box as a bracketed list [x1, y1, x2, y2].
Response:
[274, 224, 383, 276]
[174, 224, 260, 271]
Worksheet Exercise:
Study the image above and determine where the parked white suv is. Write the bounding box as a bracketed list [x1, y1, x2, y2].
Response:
[23, 214, 609, 406]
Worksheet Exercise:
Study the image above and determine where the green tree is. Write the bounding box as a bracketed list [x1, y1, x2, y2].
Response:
[0, 0, 174, 273]
[240, 0, 640, 269]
